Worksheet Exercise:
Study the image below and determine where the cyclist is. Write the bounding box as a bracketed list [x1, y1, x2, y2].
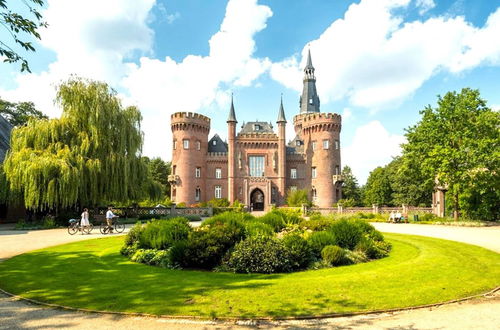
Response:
[105, 207, 118, 233]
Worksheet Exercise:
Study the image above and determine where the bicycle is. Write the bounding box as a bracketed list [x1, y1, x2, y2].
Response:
[99, 217, 125, 234]
[68, 219, 94, 235]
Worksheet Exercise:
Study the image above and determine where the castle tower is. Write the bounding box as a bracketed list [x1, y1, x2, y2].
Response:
[300, 49, 320, 114]
[227, 96, 237, 204]
[276, 96, 287, 203]
[170, 112, 210, 205]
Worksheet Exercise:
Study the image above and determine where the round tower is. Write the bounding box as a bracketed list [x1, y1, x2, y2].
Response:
[295, 112, 342, 207]
[170, 112, 210, 205]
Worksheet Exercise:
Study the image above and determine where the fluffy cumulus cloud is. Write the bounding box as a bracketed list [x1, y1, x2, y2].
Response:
[270, 0, 500, 110]
[342, 121, 406, 184]
[122, 0, 272, 157]
[0, 0, 156, 117]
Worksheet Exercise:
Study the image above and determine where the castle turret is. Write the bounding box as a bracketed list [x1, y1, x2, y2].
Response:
[300, 49, 320, 114]
[170, 112, 210, 205]
[227, 96, 237, 204]
[276, 96, 287, 203]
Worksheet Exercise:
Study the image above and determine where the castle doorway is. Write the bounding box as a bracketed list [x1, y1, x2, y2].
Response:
[250, 188, 265, 211]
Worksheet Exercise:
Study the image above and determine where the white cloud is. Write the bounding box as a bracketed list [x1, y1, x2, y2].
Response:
[271, 0, 500, 111]
[342, 107, 353, 122]
[342, 121, 406, 184]
[416, 0, 436, 15]
[122, 0, 273, 158]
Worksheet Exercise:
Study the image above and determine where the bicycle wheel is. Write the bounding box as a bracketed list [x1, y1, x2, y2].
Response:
[99, 222, 108, 234]
[68, 224, 78, 235]
[83, 224, 94, 234]
[114, 221, 125, 233]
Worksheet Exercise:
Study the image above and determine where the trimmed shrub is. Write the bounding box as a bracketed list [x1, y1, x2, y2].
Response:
[349, 219, 376, 234]
[369, 229, 384, 242]
[183, 222, 246, 269]
[329, 219, 362, 250]
[225, 236, 291, 274]
[257, 212, 286, 232]
[321, 245, 347, 266]
[245, 221, 274, 237]
[201, 211, 251, 230]
[307, 231, 337, 257]
[299, 218, 334, 231]
[355, 237, 391, 259]
[124, 222, 144, 246]
[139, 217, 191, 250]
[282, 234, 312, 269]
[169, 240, 189, 267]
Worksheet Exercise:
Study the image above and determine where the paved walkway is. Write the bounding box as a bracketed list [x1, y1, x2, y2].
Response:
[0, 223, 499, 329]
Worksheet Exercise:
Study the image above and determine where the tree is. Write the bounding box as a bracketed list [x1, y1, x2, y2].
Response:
[286, 189, 312, 207]
[339, 166, 362, 206]
[0, 98, 48, 126]
[363, 166, 393, 206]
[1, 0, 47, 72]
[143, 157, 171, 196]
[4, 77, 162, 210]
[402, 88, 499, 220]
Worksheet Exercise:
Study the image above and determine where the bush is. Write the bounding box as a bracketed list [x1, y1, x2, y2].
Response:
[201, 211, 251, 230]
[345, 250, 368, 264]
[131, 249, 157, 265]
[286, 189, 312, 207]
[120, 244, 138, 257]
[257, 212, 285, 232]
[139, 217, 191, 250]
[299, 218, 334, 231]
[282, 234, 312, 269]
[225, 236, 291, 273]
[307, 231, 337, 257]
[124, 222, 144, 246]
[321, 245, 347, 266]
[149, 249, 174, 268]
[355, 237, 391, 259]
[169, 240, 189, 267]
[244, 221, 274, 237]
[329, 219, 362, 250]
[183, 222, 246, 269]
[272, 208, 303, 225]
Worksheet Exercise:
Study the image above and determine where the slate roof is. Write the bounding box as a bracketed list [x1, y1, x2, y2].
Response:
[287, 134, 304, 154]
[0, 115, 12, 163]
[208, 134, 228, 153]
[239, 121, 274, 134]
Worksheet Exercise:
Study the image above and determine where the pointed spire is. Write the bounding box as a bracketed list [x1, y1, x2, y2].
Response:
[305, 48, 314, 70]
[227, 93, 237, 123]
[277, 94, 287, 123]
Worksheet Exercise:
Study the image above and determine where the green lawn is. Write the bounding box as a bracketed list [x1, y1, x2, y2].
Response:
[0, 233, 499, 319]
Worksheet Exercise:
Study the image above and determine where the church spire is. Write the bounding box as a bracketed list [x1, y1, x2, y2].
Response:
[277, 94, 287, 123]
[227, 93, 237, 123]
[299, 49, 320, 113]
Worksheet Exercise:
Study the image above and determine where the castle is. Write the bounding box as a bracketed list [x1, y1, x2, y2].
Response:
[168, 51, 343, 210]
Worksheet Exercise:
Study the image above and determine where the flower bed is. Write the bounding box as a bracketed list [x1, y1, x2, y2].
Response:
[121, 210, 391, 274]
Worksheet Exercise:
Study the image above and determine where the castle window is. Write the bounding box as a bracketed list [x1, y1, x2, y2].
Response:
[183, 139, 190, 149]
[312, 187, 318, 203]
[195, 167, 201, 178]
[197, 141, 201, 150]
[173, 140, 177, 150]
[296, 140, 301, 146]
[335, 140, 339, 150]
[215, 185, 222, 199]
[309, 98, 313, 105]
[254, 124, 261, 131]
[215, 168, 222, 179]
[290, 186, 297, 192]
[172, 165, 176, 175]
[335, 165, 340, 175]
[290, 168, 297, 179]
[195, 187, 201, 202]
[213, 140, 217, 146]
[249, 155, 265, 177]
[312, 167, 317, 179]
[323, 140, 329, 149]
[312, 141, 317, 151]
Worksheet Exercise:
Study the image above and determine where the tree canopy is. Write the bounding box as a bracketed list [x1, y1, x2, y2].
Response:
[143, 156, 171, 197]
[402, 88, 499, 220]
[338, 165, 362, 206]
[0, 0, 47, 72]
[0, 98, 48, 126]
[4, 78, 162, 210]
[363, 166, 393, 206]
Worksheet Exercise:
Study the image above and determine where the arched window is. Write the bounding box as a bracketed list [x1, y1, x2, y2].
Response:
[312, 187, 318, 204]
[195, 187, 201, 202]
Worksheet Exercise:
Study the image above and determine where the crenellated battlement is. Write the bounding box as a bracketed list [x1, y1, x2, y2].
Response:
[171, 111, 211, 133]
[294, 112, 342, 133]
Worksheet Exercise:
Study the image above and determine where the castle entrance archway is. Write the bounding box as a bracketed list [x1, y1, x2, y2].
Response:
[250, 188, 264, 211]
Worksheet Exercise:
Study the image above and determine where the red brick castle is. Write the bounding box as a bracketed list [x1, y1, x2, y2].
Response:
[169, 51, 343, 210]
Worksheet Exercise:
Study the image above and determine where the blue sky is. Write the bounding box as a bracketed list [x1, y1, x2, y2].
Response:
[1, 0, 500, 183]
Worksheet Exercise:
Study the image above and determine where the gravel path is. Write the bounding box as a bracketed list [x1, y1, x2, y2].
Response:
[0, 223, 499, 329]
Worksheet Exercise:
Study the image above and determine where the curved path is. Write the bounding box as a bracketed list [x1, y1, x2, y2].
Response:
[0, 223, 499, 329]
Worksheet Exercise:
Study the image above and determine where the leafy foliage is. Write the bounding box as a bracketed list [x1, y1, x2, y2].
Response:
[329, 219, 363, 250]
[282, 233, 312, 269]
[321, 245, 348, 266]
[4, 78, 162, 210]
[340, 166, 362, 206]
[0, 0, 47, 72]
[0, 98, 48, 126]
[307, 231, 337, 258]
[138, 218, 191, 250]
[286, 189, 311, 207]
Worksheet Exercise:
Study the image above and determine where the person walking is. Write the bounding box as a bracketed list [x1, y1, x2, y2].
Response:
[80, 208, 90, 234]
[105, 207, 117, 233]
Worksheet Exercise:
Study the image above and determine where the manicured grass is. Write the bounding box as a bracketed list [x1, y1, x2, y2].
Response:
[0, 234, 499, 319]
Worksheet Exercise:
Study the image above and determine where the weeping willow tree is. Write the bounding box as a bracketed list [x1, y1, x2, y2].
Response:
[3, 78, 162, 210]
